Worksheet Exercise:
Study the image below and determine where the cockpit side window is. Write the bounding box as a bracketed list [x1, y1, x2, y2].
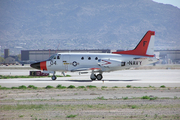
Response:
[49, 54, 56, 60]
[57, 54, 61, 59]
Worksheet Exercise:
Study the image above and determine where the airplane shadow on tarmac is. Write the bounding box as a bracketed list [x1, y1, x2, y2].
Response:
[20, 79, 140, 82]
[62, 79, 140, 82]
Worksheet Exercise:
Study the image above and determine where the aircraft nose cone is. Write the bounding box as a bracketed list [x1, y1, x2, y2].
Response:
[30, 62, 40, 70]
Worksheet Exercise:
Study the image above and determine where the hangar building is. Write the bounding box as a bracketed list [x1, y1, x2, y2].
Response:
[21, 49, 180, 64]
[21, 49, 111, 62]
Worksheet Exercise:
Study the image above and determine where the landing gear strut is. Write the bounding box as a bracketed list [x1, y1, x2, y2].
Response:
[51, 71, 57, 80]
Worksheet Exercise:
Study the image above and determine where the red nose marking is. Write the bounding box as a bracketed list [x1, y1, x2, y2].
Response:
[40, 61, 47, 70]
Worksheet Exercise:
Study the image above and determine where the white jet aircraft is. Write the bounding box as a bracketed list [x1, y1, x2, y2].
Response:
[30, 30, 158, 80]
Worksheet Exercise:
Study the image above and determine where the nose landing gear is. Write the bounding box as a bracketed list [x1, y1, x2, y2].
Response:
[52, 75, 57, 80]
[51, 71, 57, 80]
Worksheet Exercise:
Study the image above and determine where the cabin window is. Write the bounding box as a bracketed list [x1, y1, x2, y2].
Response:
[95, 57, 98, 60]
[121, 62, 125, 66]
[81, 57, 84, 60]
[54, 56, 56, 59]
[88, 57, 91, 60]
[57, 55, 60, 59]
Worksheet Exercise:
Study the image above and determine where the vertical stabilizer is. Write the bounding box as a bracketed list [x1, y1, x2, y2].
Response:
[112, 30, 155, 57]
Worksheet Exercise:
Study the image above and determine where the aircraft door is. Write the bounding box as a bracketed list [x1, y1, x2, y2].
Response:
[62, 55, 70, 71]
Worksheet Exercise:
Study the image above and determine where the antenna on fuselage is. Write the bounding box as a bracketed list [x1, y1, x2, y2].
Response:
[56, 43, 60, 53]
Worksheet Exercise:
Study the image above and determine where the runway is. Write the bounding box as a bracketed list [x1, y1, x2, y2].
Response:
[0, 69, 180, 88]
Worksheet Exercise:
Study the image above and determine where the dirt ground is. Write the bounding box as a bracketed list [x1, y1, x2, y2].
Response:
[0, 87, 180, 120]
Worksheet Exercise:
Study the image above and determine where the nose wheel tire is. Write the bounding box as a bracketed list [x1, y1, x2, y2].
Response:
[52, 75, 57, 80]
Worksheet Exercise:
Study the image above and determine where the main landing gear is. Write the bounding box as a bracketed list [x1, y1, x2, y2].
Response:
[90, 71, 103, 81]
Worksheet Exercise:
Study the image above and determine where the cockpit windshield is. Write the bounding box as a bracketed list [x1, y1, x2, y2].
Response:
[48, 54, 61, 60]
[48, 54, 57, 60]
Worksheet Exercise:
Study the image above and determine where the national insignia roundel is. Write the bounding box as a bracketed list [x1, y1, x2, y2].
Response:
[72, 61, 77, 66]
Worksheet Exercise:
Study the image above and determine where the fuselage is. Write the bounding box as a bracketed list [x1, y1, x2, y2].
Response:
[39, 53, 157, 72]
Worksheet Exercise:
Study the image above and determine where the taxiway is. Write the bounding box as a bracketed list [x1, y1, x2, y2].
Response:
[0, 69, 180, 88]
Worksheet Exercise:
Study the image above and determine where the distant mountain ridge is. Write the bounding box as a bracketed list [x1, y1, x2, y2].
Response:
[0, 0, 180, 54]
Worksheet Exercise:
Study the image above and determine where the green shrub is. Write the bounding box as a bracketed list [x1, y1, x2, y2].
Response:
[19, 115, 24, 118]
[112, 86, 118, 88]
[174, 96, 178, 99]
[141, 96, 150, 99]
[60, 86, 67, 89]
[133, 86, 142, 88]
[56, 84, 62, 88]
[126, 85, 131, 88]
[67, 85, 76, 89]
[65, 75, 71, 77]
[96, 96, 107, 100]
[77, 86, 85, 89]
[45, 85, 54, 89]
[101, 86, 107, 89]
[150, 96, 158, 100]
[28, 85, 37, 89]
[28, 85, 35, 88]
[18, 85, 27, 89]
[149, 85, 155, 88]
[122, 97, 128, 100]
[0, 87, 10, 90]
[86, 85, 97, 88]
[131, 105, 137, 109]
[160, 85, 166, 88]
[56, 84, 66, 89]
[11, 87, 19, 89]
[66, 114, 77, 118]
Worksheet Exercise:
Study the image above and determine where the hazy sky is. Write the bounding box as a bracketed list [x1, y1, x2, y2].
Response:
[153, 0, 180, 8]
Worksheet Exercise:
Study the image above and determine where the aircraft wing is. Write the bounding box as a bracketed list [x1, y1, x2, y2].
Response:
[70, 67, 101, 72]
[133, 57, 148, 60]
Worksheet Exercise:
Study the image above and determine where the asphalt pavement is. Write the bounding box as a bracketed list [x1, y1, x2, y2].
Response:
[0, 69, 180, 88]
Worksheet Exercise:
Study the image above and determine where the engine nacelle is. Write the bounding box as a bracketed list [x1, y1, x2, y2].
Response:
[98, 58, 123, 68]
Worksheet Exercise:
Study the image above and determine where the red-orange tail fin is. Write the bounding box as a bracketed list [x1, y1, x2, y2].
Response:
[112, 30, 155, 57]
